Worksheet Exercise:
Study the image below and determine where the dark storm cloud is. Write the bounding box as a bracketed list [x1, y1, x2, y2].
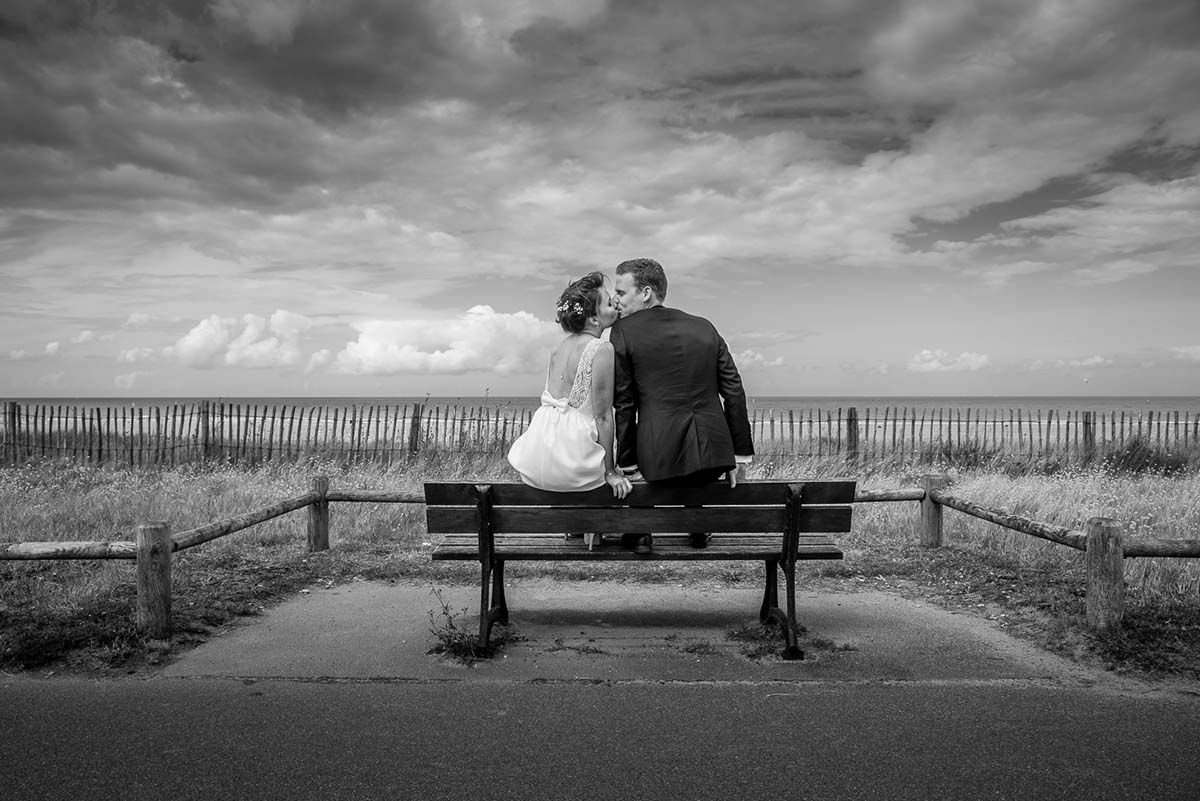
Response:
[0, 0, 499, 217]
[0, 0, 469, 113]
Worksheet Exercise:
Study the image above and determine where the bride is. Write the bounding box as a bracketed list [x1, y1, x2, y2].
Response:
[507, 271, 634, 508]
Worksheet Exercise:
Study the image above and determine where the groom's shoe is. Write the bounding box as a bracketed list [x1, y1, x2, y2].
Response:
[688, 533, 711, 549]
[620, 534, 653, 554]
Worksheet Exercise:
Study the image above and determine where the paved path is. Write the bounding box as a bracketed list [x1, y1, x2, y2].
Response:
[4, 580, 1200, 800]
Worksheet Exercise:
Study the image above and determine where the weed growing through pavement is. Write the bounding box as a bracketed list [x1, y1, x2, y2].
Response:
[726, 623, 790, 660]
[425, 587, 520, 664]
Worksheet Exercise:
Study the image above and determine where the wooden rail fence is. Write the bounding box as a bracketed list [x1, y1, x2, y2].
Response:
[2, 475, 1197, 639]
[3, 400, 1198, 467]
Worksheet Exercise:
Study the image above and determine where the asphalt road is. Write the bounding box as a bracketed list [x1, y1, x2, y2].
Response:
[4, 678, 1199, 801]
[4, 580, 1199, 800]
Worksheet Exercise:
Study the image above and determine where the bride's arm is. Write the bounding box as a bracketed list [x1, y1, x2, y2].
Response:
[590, 343, 631, 498]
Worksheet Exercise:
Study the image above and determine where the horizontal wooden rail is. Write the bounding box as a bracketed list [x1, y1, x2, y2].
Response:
[172, 490, 321, 551]
[0, 540, 137, 560]
[1122, 538, 1200, 558]
[929, 488, 1088, 550]
[854, 488, 925, 503]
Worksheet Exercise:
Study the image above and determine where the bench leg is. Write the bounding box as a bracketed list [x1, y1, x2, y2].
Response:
[478, 560, 493, 648]
[477, 559, 510, 649]
[780, 562, 804, 661]
[491, 559, 508, 625]
[760, 560, 779, 623]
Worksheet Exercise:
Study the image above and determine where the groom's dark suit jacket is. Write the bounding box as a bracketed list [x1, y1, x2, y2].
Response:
[610, 305, 754, 481]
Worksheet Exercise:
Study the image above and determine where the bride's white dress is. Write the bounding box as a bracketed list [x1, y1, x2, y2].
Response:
[507, 337, 607, 491]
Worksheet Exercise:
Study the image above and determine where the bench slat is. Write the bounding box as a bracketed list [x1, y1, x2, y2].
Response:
[431, 533, 842, 561]
[423, 480, 856, 507]
[426, 505, 851, 534]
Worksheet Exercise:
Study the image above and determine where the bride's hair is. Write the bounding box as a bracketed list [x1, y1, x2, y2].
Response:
[555, 271, 605, 333]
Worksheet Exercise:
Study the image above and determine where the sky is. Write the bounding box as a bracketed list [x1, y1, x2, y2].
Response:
[2, 0, 1199, 400]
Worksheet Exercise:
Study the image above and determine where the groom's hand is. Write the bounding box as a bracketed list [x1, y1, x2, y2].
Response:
[728, 463, 746, 488]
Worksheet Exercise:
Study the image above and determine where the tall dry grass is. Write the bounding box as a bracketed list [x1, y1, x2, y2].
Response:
[4, 450, 1199, 605]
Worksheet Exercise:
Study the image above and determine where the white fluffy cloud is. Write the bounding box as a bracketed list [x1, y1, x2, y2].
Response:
[118, 347, 156, 364]
[165, 310, 314, 369]
[1173, 345, 1200, 362]
[44, 341, 60, 356]
[334, 305, 558, 375]
[306, 349, 333, 372]
[735, 349, 784, 369]
[907, 349, 990, 373]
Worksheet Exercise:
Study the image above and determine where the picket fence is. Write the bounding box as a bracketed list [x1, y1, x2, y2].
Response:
[2, 400, 1198, 467]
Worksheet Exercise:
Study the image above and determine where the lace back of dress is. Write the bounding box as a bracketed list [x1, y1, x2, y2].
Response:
[566, 338, 600, 410]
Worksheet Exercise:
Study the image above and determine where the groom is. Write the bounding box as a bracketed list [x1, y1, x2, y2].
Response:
[609, 258, 754, 553]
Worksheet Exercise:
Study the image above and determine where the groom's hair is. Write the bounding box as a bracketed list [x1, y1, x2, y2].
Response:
[615, 258, 667, 302]
[556, 271, 606, 334]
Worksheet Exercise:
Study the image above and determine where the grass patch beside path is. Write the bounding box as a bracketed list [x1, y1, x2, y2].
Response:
[3, 457, 1200, 680]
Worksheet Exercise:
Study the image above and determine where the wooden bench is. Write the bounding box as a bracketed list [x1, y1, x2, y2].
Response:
[426, 479, 855, 660]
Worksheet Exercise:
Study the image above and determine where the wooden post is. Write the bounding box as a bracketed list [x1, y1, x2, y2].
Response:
[307, 475, 330, 552]
[136, 522, 172, 639]
[920, 475, 951, 548]
[845, 407, 858, 463]
[4, 401, 17, 464]
[408, 403, 424, 453]
[1085, 517, 1124, 634]
[199, 400, 212, 462]
[1082, 411, 1096, 464]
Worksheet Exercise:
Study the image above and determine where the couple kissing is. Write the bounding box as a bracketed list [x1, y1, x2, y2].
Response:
[507, 258, 755, 554]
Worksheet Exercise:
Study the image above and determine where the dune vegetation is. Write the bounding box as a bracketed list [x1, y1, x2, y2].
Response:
[2, 446, 1199, 677]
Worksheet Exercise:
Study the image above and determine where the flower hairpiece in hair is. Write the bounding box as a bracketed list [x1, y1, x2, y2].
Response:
[556, 301, 585, 316]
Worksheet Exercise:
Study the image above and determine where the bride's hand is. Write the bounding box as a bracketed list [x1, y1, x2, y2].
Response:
[606, 472, 632, 499]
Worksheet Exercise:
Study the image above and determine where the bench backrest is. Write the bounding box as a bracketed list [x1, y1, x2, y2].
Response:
[424, 480, 856, 537]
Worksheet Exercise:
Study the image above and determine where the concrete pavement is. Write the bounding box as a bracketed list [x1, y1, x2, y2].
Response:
[155, 578, 1105, 686]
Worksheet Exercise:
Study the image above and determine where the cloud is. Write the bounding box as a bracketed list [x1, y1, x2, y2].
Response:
[1068, 356, 1112, 368]
[44, 341, 60, 356]
[225, 309, 312, 368]
[3, 0, 1199, 399]
[306, 349, 332, 372]
[334, 305, 558, 375]
[735, 349, 785, 369]
[1028, 355, 1114, 371]
[8, 349, 30, 360]
[907, 349, 990, 373]
[733, 329, 812, 346]
[165, 309, 314, 368]
[114, 372, 140, 389]
[166, 315, 231, 367]
[71, 330, 95, 344]
[1173, 346, 1200, 362]
[118, 347, 156, 364]
[210, 0, 313, 47]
